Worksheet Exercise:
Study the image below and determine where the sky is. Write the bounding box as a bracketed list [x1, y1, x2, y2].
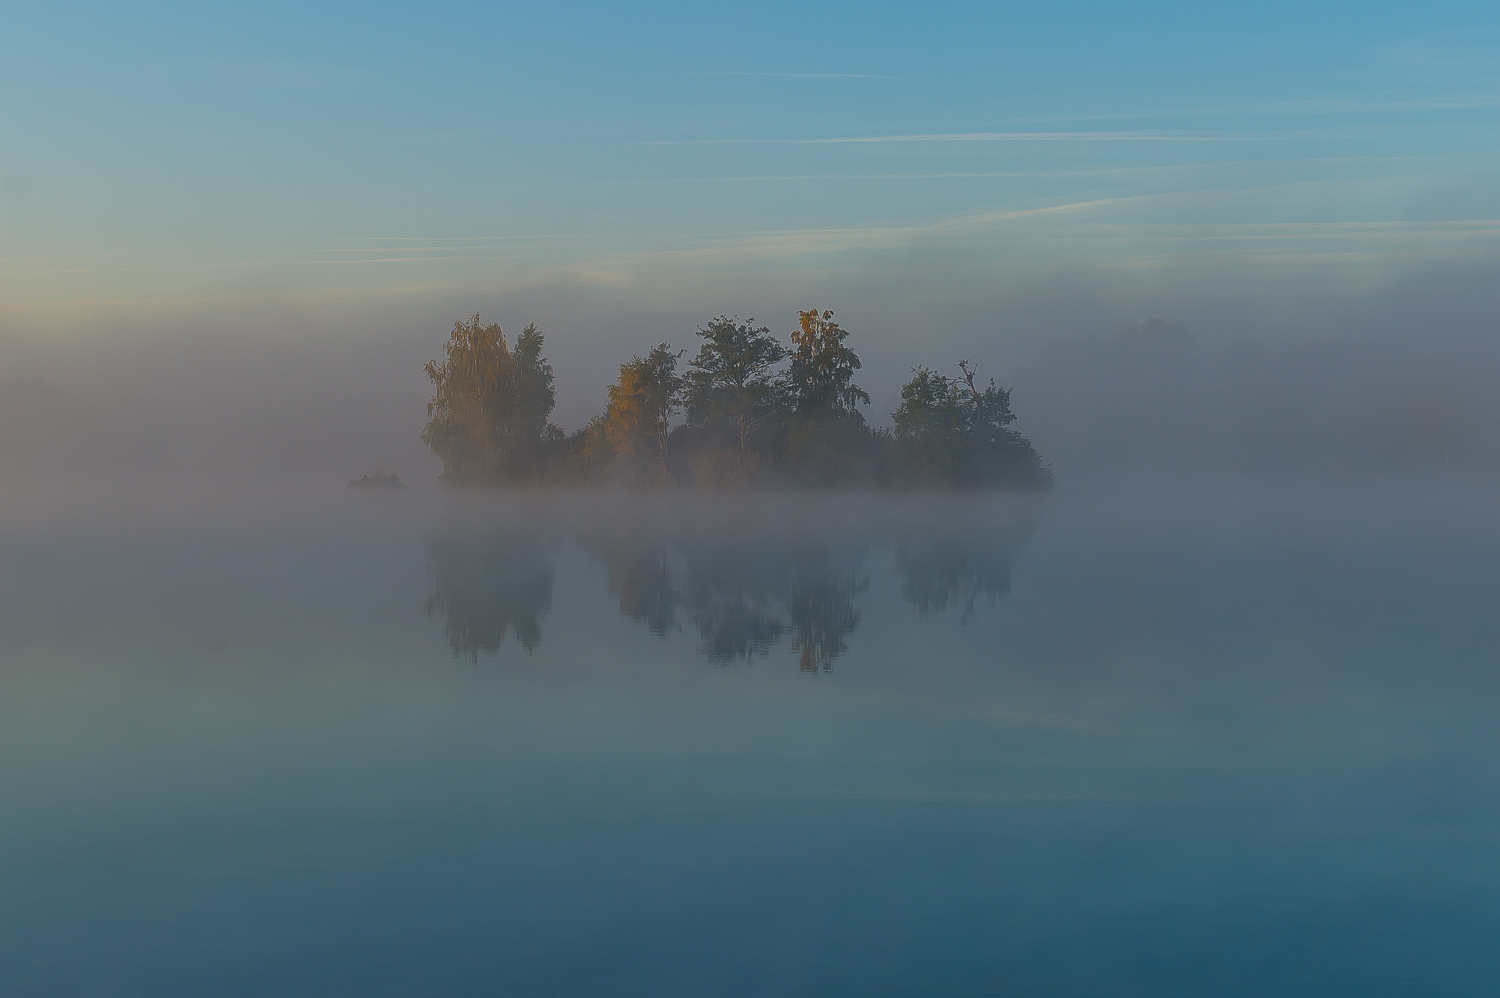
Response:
[3, 1, 1500, 472]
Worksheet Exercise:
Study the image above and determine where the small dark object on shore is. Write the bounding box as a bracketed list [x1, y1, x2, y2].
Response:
[349, 468, 406, 489]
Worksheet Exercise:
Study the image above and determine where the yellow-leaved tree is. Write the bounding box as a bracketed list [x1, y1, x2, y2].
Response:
[603, 343, 682, 483]
[422, 315, 559, 484]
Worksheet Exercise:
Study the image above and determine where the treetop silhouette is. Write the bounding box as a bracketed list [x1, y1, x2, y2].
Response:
[420, 309, 1052, 490]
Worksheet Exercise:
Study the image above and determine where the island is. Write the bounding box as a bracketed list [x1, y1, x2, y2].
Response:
[419, 309, 1053, 490]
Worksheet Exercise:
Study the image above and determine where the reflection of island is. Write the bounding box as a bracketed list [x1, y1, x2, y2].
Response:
[426, 526, 552, 659]
[584, 533, 870, 672]
[895, 536, 1016, 623]
[594, 534, 679, 636]
[425, 503, 1033, 669]
[783, 546, 865, 673]
[680, 541, 792, 663]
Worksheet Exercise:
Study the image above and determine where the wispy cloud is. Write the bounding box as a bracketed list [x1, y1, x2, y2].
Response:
[604, 157, 1429, 185]
[646, 130, 1295, 146]
[554, 186, 1500, 278]
[324, 235, 602, 245]
[683, 71, 903, 80]
[14, 184, 1499, 311]
[613, 170, 1138, 184]
[938, 93, 1500, 126]
[1264, 94, 1500, 114]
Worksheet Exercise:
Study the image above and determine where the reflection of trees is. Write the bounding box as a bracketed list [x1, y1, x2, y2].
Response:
[585, 533, 866, 671]
[592, 535, 678, 636]
[786, 547, 866, 673]
[426, 527, 553, 660]
[425, 513, 1031, 668]
[680, 541, 789, 661]
[895, 535, 1018, 623]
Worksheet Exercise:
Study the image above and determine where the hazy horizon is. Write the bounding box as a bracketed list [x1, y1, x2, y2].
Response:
[4, 280, 1498, 484]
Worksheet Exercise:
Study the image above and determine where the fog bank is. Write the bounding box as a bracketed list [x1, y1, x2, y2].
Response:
[4, 264, 1499, 486]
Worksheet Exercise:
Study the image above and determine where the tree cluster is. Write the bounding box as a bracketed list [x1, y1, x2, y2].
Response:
[421, 309, 1052, 490]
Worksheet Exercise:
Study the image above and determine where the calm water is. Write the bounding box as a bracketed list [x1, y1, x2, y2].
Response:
[1, 483, 1497, 996]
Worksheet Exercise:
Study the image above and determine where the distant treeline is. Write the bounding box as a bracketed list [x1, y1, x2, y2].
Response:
[421, 309, 1052, 490]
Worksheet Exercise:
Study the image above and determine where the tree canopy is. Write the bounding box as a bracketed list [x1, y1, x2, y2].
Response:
[421, 316, 558, 484]
[683, 316, 785, 453]
[419, 308, 1051, 490]
[892, 361, 1048, 487]
[787, 308, 870, 418]
[603, 343, 683, 482]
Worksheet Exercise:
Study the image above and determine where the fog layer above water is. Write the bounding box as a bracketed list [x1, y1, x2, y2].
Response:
[5, 260, 1500, 485]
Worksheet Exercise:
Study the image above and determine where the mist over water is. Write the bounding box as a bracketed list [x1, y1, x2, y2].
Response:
[2, 478, 1497, 995]
[5, 257, 1500, 486]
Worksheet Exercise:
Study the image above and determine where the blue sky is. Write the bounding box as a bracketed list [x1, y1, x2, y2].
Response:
[3, 1, 1499, 340]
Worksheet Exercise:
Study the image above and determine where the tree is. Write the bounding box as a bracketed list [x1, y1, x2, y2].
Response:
[512, 323, 559, 447]
[782, 308, 876, 480]
[891, 360, 1051, 488]
[683, 315, 786, 453]
[604, 343, 683, 477]
[955, 361, 1019, 448]
[787, 308, 870, 417]
[891, 366, 967, 477]
[422, 315, 558, 483]
[567, 414, 614, 481]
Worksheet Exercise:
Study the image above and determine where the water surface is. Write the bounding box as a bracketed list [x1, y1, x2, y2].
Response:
[1, 482, 1496, 996]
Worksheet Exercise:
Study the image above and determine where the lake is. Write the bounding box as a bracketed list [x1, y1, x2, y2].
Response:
[1, 481, 1496, 996]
